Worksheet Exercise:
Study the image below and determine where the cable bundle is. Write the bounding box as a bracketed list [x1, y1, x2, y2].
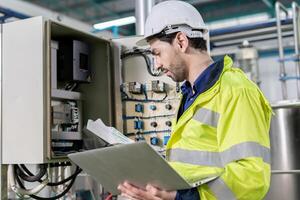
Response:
[9, 163, 82, 199]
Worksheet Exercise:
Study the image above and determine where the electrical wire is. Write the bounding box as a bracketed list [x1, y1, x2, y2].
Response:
[19, 164, 82, 187]
[125, 129, 172, 136]
[11, 163, 82, 199]
[121, 48, 162, 77]
[121, 82, 169, 102]
[49, 162, 72, 168]
[142, 85, 149, 100]
[142, 85, 168, 101]
[14, 166, 81, 200]
[64, 82, 78, 91]
[16, 192, 31, 199]
[15, 164, 47, 182]
[8, 165, 49, 196]
[121, 91, 168, 102]
[104, 193, 113, 200]
[123, 114, 174, 120]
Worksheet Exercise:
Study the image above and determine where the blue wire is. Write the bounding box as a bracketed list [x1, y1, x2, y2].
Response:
[123, 114, 174, 120]
[125, 129, 171, 136]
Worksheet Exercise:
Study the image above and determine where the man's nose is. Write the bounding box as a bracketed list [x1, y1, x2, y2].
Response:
[154, 57, 163, 70]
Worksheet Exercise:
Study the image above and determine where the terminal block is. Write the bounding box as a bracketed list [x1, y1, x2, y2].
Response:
[134, 120, 144, 130]
[52, 103, 72, 124]
[151, 80, 166, 93]
[128, 82, 143, 94]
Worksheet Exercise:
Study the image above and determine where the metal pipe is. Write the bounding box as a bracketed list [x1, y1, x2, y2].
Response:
[275, 1, 288, 99]
[292, 2, 300, 99]
[272, 170, 300, 174]
[135, 0, 154, 35]
[0, 25, 8, 200]
[146, 0, 154, 17]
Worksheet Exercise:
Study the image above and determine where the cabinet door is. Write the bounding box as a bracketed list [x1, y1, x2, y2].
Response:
[2, 16, 48, 164]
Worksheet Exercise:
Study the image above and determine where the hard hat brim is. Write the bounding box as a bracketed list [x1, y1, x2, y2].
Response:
[136, 37, 149, 46]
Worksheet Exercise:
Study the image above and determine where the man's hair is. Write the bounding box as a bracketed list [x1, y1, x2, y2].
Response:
[147, 32, 207, 51]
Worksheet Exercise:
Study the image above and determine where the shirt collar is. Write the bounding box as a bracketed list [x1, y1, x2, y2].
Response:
[181, 57, 224, 95]
[180, 81, 191, 95]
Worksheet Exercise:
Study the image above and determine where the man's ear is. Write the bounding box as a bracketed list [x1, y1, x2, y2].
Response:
[174, 32, 189, 53]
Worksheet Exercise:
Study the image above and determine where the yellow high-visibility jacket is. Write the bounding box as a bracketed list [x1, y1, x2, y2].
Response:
[166, 55, 272, 200]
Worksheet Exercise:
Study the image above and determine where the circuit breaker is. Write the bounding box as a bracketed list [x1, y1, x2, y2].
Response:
[1, 17, 113, 164]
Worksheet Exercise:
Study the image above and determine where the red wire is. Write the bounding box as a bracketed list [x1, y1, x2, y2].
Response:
[104, 193, 113, 200]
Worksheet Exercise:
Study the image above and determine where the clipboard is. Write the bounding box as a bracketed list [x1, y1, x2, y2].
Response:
[68, 142, 219, 195]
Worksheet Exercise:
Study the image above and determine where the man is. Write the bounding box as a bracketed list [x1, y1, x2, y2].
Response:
[118, 1, 272, 199]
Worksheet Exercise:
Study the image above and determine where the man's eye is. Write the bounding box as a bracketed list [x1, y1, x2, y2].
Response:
[151, 51, 159, 56]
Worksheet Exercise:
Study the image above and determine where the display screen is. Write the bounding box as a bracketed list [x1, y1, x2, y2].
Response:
[79, 53, 88, 70]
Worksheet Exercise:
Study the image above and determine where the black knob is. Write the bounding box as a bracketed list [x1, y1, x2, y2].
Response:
[165, 104, 172, 110]
[165, 121, 172, 127]
[150, 121, 158, 127]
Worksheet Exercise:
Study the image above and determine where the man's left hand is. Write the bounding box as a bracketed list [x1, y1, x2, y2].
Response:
[118, 182, 177, 200]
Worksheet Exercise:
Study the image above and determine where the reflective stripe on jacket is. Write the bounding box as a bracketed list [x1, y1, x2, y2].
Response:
[166, 55, 272, 200]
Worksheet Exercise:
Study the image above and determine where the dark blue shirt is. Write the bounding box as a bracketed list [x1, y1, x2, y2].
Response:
[178, 57, 224, 119]
[175, 58, 224, 200]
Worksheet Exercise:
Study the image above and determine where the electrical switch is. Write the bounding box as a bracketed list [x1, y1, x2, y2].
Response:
[134, 120, 144, 130]
[165, 104, 172, 110]
[163, 135, 170, 145]
[150, 137, 159, 145]
[165, 121, 172, 127]
[135, 104, 144, 113]
[150, 121, 158, 128]
[149, 105, 157, 110]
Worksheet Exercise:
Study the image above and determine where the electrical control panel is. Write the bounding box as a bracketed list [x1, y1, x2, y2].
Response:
[111, 37, 183, 153]
[2, 17, 113, 164]
[57, 39, 91, 83]
[50, 39, 86, 158]
[121, 80, 180, 151]
[2, 18, 180, 163]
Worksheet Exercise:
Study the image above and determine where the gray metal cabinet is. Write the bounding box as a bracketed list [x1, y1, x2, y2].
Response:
[1, 16, 113, 164]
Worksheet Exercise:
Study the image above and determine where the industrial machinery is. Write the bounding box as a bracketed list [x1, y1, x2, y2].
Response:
[235, 40, 260, 85]
[265, 2, 300, 200]
[267, 101, 300, 200]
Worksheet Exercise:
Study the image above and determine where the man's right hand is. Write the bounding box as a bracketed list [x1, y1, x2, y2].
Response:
[118, 181, 177, 200]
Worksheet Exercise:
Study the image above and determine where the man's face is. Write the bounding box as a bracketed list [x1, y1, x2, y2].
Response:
[149, 38, 187, 82]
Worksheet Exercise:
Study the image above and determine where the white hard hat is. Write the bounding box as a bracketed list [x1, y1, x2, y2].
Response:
[136, 0, 208, 46]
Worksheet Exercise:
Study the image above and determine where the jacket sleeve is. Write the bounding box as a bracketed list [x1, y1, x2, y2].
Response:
[204, 87, 272, 200]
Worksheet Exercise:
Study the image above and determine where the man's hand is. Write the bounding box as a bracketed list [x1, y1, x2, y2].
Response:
[118, 182, 177, 200]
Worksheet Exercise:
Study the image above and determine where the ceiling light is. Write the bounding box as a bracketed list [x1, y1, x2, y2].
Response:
[93, 16, 136, 30]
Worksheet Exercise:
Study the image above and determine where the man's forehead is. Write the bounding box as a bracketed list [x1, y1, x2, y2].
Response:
[149, 39, 168, 51]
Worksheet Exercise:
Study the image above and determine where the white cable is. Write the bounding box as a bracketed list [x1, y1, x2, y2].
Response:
[8, 164, 49, 196]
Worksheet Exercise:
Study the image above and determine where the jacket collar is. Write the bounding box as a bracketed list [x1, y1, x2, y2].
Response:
[173, 55, 233, 131]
